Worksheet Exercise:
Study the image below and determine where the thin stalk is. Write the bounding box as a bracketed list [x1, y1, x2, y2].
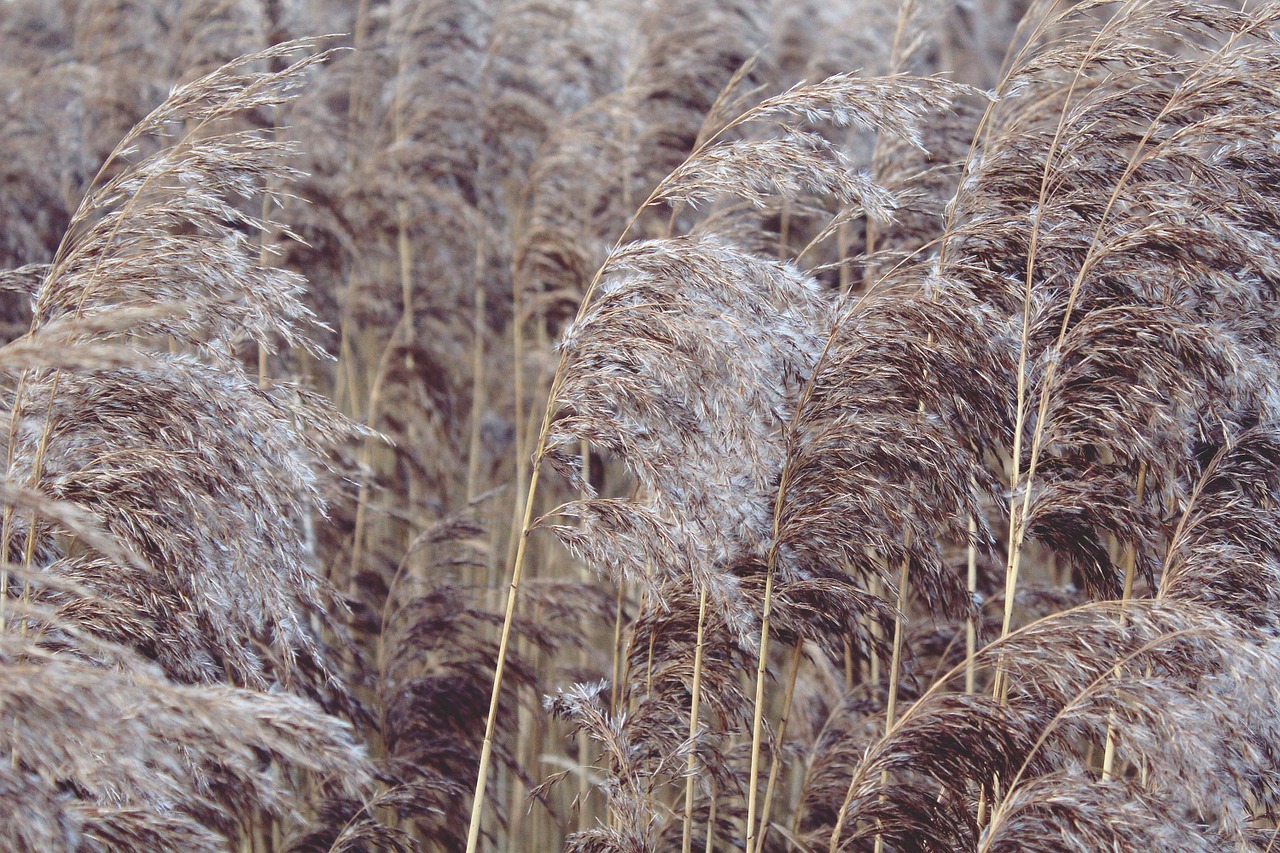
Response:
[575, 722, 592, 833]
[756, 636, 805, 850]
[778, 199, 791, 258]
[352, 32, 416, 593]
[837, 221, 853, 294]
[577, 439, 593, 833]
[886, 544, 912, 727]
[750, 219, 939, 853]
[742, 563, 776, 853]
[348, 306, 410, 590]
[1101, 460, 1147, 781]
[828, 769, 858, 853]
[333, 300, 357, 414]
[869, 573, 883, 687]
[1122, 461, 1148, 603]
[464, 462, 545, 853]
[966, 502, 979, 694]
[610, 581, 625, 716]
[332, 0, 366, 414]
[508, 597, 541, 846]
[990, 4, 1154, 662]
[466, 184, 682, 843]
[874, 546, 913, 853]
[682, 584, 709, 853]
[344, 0, 371, 170]
[505, 261, 528, 574]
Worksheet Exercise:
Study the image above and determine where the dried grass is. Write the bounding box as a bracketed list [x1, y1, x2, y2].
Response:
[4, 1, 1280, 851]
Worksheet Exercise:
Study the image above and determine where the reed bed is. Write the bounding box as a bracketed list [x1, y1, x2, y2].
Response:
[3, 0, 1280, 851]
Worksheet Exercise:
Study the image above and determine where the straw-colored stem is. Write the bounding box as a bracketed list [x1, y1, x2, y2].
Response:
[868, 573, 883, 686]
[576, 438, 593, 833]
[995, 6, 1114, 695]
[610, 581, 626, 716]
[463, 463, 544, 853]
[682, 584, 709, 853]
[828, 768, 858, 853]
[1101, 460, 1147, 781]
[743, 563, 777, 853]
[348, 305, 410, 591]
[756, 636, 805, 850]
[1264, 825, 1280, 853]
[885, 549, 911, 729]
[966, 508, 979, 694]
[874, 547, 912, 853]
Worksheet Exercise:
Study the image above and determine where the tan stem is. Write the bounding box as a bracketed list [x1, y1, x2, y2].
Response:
[742, 563, 777, 853]
[682, 584, 709, 853]
[966, 508, 979, 694]
[1102, 460, 1147, 781]
[875, 546, 912, 853]
[463, 465, 543, 853]
[610, 581, 625, 716]
[828, 770, 858, 853]
[756, 636, 805, 850]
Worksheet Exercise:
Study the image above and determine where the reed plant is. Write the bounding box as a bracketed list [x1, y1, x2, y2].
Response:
[5, 0, 1280, 851]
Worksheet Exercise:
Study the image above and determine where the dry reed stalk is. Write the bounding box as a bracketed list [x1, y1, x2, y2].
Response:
[681, 583, 709, 853]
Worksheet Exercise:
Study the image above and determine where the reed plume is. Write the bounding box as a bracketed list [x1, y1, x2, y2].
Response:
[0, 38, 381, 851]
